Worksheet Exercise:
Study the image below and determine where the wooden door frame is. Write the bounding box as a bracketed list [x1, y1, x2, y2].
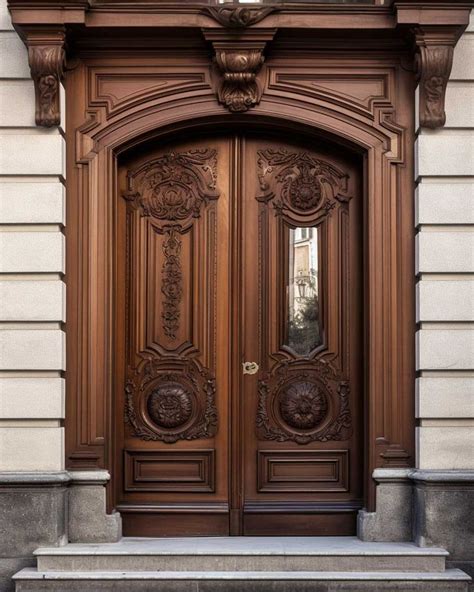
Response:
[8, 0, 472, 514]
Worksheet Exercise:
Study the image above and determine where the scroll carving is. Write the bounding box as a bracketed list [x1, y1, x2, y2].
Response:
[414, 28, 455, 129]
[27, 31, 65, 127]
[257, 149, 351, 216]
[125, 357, 218, 443]
[214, 48, 265, 112]
[203, 29, 275, 113]
[202, 6, 277, 28]
[257, 360, 352, 445]
[124, 149, 219, 340]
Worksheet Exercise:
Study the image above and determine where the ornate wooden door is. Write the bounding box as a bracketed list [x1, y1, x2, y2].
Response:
[115, 132, 362, 536]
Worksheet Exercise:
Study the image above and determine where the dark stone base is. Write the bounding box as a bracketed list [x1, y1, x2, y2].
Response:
[0, 559, 34, 592]
[412, 471, 474, 561]
[0, 473, 69, 592]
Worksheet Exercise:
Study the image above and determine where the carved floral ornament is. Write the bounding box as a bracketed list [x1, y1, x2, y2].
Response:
[124, 149, 219, 341]
[125, 356, 218, 443]
[257, 148, 351, 217]
[257, 360, 352, 445]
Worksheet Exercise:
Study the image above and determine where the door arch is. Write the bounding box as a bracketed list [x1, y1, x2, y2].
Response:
[65, 75, 415, 526]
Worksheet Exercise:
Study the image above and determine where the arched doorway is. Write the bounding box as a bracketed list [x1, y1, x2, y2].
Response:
[113, 130, 363, 536]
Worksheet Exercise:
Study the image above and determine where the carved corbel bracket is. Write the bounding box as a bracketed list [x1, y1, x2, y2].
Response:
[26, 29, 66, 127]
[203, 30, 276, 113]
[413, 27, 459, 129]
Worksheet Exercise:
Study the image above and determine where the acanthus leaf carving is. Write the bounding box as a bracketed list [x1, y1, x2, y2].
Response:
[215, 48, 265, 112]
[256, 360, 353, 445]
[124, 149, 219, 341]
[27, 30, 66, 127]
[125, 356, 218, 444]
[414, 27, 456, 129]
[257, 148, 351, 217]
[202, 6, 277, 28]
[203, 29, 276, 113]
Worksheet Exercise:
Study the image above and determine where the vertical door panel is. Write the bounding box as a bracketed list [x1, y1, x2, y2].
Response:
[115, 137, 231, 536]
[241, 136, 363, 535]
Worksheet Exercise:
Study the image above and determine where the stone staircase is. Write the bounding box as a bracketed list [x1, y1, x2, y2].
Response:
[13, 537, 471, 591]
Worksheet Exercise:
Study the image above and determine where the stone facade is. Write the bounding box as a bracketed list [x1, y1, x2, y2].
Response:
[0, 0, 473, 590]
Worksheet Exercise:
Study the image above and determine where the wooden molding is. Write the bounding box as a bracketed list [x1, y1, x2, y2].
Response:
[201, 5, 277, 28]
[203, 29, 276, 113]
[26, 29, 65, 127]
[414, 27, 457, 129]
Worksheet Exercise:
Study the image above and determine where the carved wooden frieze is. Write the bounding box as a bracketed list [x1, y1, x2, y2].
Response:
[257, 148, 351, 217]
[202, 5, 277, 28]
[26, 30, 65, 127]
[414, 27, 456, 129]
[257, 361, 352, 445]
[125, 356, 218, 443]
[124, 148, 219, 341]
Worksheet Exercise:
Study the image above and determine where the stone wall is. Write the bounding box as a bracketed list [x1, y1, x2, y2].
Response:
[415, 17, 474, 470]
[413, 12, 474, 577]
[0, 0, 66, 588]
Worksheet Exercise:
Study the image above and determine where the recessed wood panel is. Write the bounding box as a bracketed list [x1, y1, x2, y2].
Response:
[124, 449, 215, 493]
[257, 450, 349, 493]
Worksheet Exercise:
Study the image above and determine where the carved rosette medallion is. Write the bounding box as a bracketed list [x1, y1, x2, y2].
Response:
[124, 149, 219, 340]
[278, 381, 329, 431]
[257, 361, 352, 445]
[146, 382, 193, 429]
[125, 357, 218, 443]
[257, 149, 351, 217]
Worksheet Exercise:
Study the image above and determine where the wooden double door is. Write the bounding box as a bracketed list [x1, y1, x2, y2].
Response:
[115, 131, 363, 536]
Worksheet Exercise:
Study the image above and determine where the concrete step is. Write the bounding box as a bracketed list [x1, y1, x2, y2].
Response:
[13, 567, 471, 592]
[33, 537, 450, 573]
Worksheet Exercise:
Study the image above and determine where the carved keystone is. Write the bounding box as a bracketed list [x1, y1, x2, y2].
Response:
[26, 29, 65, 127]
[414, 27, 458, 129]
[203, 30, 276, 113]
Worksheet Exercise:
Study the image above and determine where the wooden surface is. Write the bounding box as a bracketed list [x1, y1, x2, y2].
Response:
[39, 7, 422, 534]
[112, 133, 362, 536]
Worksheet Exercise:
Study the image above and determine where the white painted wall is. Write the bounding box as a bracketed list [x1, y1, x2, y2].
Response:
[416, 13, 474, 470]
[0, 0, 65, 470]
[0, 0, 472, 475]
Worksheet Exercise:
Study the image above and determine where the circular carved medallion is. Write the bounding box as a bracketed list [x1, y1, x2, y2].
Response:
[278, 381, 328, 431]
[287, 166, 322, 211]
[146, 382, 193, 429]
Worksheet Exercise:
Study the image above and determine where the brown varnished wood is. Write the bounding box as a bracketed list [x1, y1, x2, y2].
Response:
[55, 16, 423, 532]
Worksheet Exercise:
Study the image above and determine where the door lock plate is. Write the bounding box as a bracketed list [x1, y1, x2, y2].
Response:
[242, 361, 259, 375]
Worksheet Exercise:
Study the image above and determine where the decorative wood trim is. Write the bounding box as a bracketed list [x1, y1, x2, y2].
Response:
[201, 5, 278, 29]
[414, 27, 458, 129]
[26, 29, 65, 127]
[203, 30, 276, 113]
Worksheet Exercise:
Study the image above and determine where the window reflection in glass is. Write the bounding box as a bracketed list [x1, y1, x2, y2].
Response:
[286, 226, 321, 355]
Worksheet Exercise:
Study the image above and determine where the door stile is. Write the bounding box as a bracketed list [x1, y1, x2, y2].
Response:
[229, 134, 245, 535]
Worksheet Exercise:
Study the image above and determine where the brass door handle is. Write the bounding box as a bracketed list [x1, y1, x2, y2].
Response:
[242, 361, 259, 375]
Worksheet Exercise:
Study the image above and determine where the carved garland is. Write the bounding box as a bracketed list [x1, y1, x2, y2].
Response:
[257, 149, 351, 217]
[124, 148, 219, 340]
